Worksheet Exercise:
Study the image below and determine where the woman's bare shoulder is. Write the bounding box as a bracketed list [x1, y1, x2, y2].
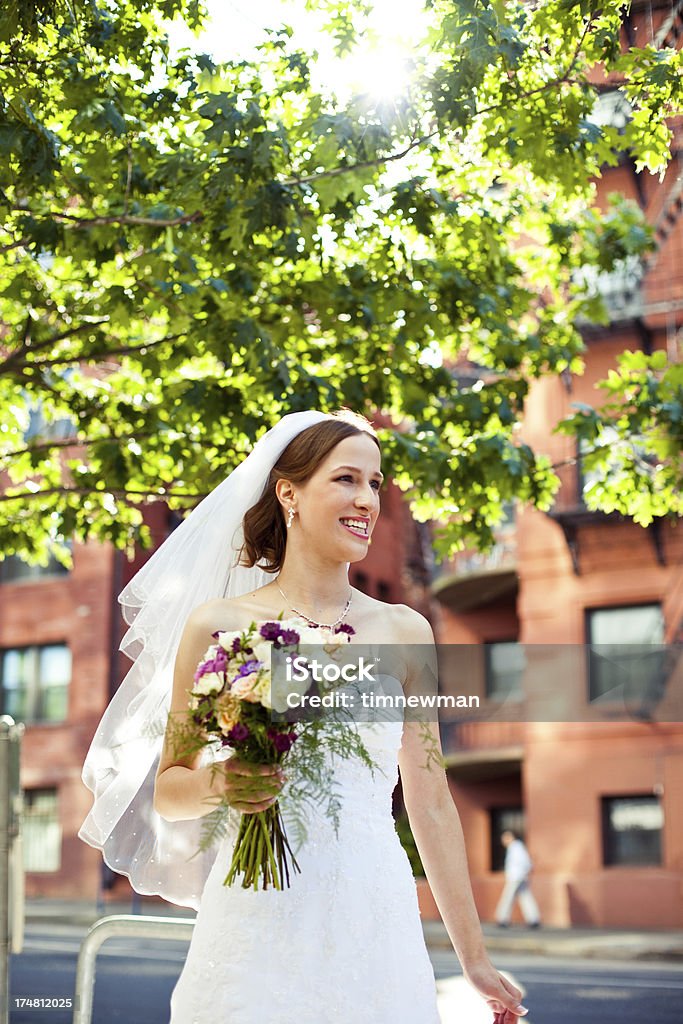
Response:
[387, 603, 435, 644]
[351, 591, 435, 645]
[184, 595, 269, 635]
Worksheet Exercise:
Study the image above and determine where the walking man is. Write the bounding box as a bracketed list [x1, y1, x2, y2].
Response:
[495, 830, 541, 928]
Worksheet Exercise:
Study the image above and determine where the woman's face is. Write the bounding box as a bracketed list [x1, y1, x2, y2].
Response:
[295, 433, 382, 562]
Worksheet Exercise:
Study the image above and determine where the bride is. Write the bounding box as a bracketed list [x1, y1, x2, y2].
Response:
[79, 409, 529, 1024]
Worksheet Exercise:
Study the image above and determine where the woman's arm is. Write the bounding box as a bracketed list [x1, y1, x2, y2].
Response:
[397, 608, 528, 1024]
[153, 600, 284, 822]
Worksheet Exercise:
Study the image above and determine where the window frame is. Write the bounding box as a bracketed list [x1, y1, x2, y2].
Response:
[0, 643, 72, 725]
[0, 552, 71, 584]
[484, 639, 525, 702]
[601, 793, 663, 868]
[22, 787, 62, 873]
[585, 602, 665, 705]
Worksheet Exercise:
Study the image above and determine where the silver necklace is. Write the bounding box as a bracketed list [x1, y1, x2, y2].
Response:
[276, 580, 352, 631]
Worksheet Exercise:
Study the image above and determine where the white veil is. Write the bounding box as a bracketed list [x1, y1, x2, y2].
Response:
[78, 410, 334, 909]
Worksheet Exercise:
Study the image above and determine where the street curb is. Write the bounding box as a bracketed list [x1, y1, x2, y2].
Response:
[422, 922, 683, 963]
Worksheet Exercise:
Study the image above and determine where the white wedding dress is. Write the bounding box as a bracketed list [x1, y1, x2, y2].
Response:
[168, 703, 441, 1024]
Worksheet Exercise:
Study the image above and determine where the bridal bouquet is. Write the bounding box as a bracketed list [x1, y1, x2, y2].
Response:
[169, 616, 370, 892]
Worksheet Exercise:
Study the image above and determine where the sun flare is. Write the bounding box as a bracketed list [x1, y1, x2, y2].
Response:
[322, 43, 413, 102]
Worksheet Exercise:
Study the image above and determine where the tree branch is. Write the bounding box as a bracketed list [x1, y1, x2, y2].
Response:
[0, 486, 205, 504]
[0, 431, 162, 465]
[0, 236, 33, 254]
[0, 319, 111, 373]
[52, 210, 204, 229]
[281, 134, 436, 187]
[29, 333, 184, 370]
[0, 332, 183, 375]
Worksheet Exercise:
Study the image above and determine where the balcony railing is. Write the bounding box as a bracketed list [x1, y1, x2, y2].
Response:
[548, 459, 587, 516]
[433, 504, 517, 583]
[443, 719, 526, 753]
[445, 536, 517, 578]
[574, 255, 645, 325]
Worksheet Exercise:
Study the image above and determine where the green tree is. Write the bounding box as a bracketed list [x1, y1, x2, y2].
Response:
[1, 0, 681, 562]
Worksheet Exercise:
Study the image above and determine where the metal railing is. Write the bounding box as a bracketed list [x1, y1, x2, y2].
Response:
[72, 914, 195, 1024]
[0, 716, 24, 1024]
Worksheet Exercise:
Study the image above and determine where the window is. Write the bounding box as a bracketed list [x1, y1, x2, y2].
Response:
[573, 254, 644, 324]
[589, 88, 633, 131]
[0, 552, 70, 583]
[24, 392, 75, 443]
[23, 788, 61, 872]
[0, 645, 71, 724]
[602, 795, 663, 867]
[485, 642, 525, 700]
[587, 604, 665, 703]
[490, 807, 525, 872]
[500, 501, 516, 529]
[167, 509, 184, 535]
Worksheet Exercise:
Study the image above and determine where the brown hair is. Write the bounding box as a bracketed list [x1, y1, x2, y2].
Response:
[240, 410, 380, 573]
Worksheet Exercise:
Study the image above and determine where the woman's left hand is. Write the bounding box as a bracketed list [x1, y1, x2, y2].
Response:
[462, 956, 528, 1024]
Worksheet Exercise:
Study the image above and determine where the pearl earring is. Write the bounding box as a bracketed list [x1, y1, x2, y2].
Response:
[286, 507, 295, 529]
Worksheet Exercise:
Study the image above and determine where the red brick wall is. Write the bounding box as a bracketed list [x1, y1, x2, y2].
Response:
[0, 541, 116, 898]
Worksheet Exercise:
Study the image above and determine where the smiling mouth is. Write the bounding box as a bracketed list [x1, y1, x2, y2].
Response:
[340, 518, 369, 538]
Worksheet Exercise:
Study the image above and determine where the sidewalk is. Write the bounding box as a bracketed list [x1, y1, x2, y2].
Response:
[425, 919, 683, 962]
[24, 898, 683, 962]
[24, 897, 195, 927]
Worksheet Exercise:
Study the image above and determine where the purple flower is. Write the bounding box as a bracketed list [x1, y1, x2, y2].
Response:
[267, 728, 298, 753]
[236, 659, 260, 678]
[194, 647, 228, 681]
[226, 723, 250, 744]
[278, 629, 300, 646]
[334, 623, 355, 636]
[259, 621, 282, 641]
[231, 636, 242, 653]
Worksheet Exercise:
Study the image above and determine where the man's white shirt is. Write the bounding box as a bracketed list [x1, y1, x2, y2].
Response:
[504, 839, 532, 882]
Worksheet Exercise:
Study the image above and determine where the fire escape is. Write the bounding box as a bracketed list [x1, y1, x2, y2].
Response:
[547, 4, 682, 576]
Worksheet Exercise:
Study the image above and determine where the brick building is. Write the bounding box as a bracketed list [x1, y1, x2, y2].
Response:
[428, 0, 683, 929]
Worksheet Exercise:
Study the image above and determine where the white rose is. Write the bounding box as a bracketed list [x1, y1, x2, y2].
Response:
[251, 640, 272, 670]
[216, 630, 240, 652]
[275, 617, 319, 645]
[231, 670, 272, 709]
[252, 673, 272, 710]
[271, 667, 310, 714]
[193, 671, 223, 695]
[230, 671, 261, 702]
[297, 624, 328, 646]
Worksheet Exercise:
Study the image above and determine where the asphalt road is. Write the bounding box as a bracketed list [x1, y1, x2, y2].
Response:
[432, 948, 683, 1024]
[8, 924, 683, 1024]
